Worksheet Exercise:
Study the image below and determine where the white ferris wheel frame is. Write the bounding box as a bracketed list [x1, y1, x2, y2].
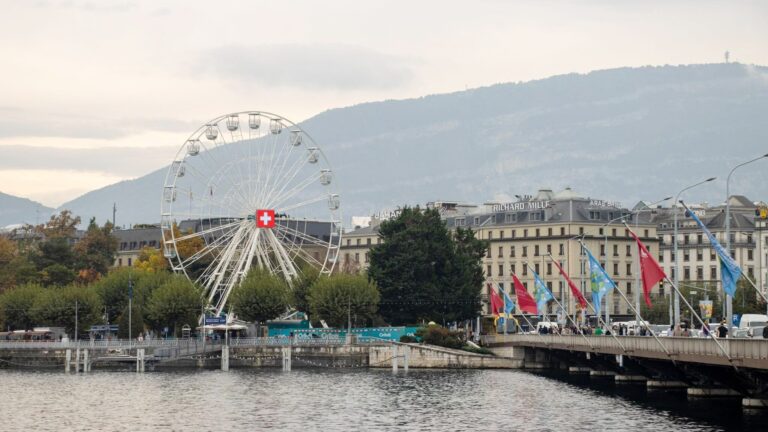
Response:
[160, 111, 342, 316]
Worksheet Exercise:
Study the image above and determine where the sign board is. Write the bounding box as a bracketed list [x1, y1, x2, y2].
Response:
[205, 316, 227, 325]
[698, 300, 713, 320]
[732, 314, 741, 327]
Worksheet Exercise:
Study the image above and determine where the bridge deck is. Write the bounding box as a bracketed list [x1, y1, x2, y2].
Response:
[485, 334, 768, 369]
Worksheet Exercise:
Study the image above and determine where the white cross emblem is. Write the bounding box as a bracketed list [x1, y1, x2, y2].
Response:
[259, 212, 272, 225]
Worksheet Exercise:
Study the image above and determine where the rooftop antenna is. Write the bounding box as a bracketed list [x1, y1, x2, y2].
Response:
[724, 51, 730, 64]
[112, 202, 117, 226]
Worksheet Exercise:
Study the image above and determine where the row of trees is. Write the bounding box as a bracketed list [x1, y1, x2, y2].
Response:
[0, 269, 200, 337]
[0, 211, 117, 290]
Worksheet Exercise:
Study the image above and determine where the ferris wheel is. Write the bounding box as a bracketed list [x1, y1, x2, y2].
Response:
[160, 111, 342, 316]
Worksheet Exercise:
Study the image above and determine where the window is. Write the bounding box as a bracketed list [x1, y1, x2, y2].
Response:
[456, 218, 465, 227]
[486, 248, 491, 258]
[506, 214, 517, 223]
[345, 253, 350, 262]
[626, 263, 632, 276]
[534, 245, 540, 256]
[599, 228, 604, 235]
[659, 253, 663, 262]
[474, 217, 479, 225]
[366, 238, 371, 245]
[748, 249, 754, 260]
[523, 265, 528, 276]
[356, 238, 361, 245]
[524, 229, 528, 237]
[671, 252, 676, 262]
[498, 246, 503, 258]
[710, 266, 717, 279]
[535, 263, 540, 274]
[118, 258, 123, 266]
[355, 253, 360, 262]
[697, 234, 703, 244]
[696, 249, 703, 260]
[546, 263, 552, 275]
[128, 258, 132, 266]
[613, 263, 619, 276]
[748, 267, 754, 278]
[683, 234, 689, 245]
[498, 282, 504, 291]
[624, 229, 629, 237]
[613, 244, 618, 257]
[511, 264, 516, 274]
[579, 227, 584, 235]
[612, 228, 617, 237]
[365, 252, 370, 263]
[683, 267, 690, 280]
[644, 229, 649, 238]
[511, 246, 516, 257]
[559, 244, 564, 255]
[683, 250, 689, 262]
[498, 264, 504, 276]
[500, 230, 505, 239]
[491, 215, 496, 224]
[560, 227, 565, 236]
[696, 266, 703, 280]
[487, 265, 492, 276]
[710, 251, 716, 261]
[626, 282, 632, 295]
[488, 231, 493, 240]
[535, 228, 540, 237]
[748, 234, 753, 244]
[626, 245, 631, 256]
[546, 244, 552, 254]
[511, 230, 516, 238]
[522, 246, 528, 257]
[600, 244, 605, 256]
[547, 228, 553, 236]
[590, 211, 600, 220]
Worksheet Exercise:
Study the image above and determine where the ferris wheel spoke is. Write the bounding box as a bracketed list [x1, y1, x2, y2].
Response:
[268, 171, 323, 210]
[265, 229, 298, 282]
[278, 194, 330, 214]
[172, 219, 242, 243]
[274, 222, 332, 248]
[257, 126, 286, 207]
[214, 124, 254, 208]
[178, 225, 240, 268]
[262, 148, 309, 207]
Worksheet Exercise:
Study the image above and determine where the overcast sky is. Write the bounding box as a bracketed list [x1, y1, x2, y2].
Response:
[1, 0, 767, 206]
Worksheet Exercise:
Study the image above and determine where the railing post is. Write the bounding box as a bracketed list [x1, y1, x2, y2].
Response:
[392, 344, 398, 372]
[65, 349, 71, 373]
[221, 345, 229, 371]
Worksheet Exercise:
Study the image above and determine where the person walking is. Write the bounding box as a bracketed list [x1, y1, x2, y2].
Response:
[717, 321, 728, 339]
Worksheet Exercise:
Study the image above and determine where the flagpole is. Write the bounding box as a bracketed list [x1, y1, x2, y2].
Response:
[663, 275, 734, 366]
[680, 201, 768, 308]
[541, 256, 596, 349]
[619, 222, 735, 367]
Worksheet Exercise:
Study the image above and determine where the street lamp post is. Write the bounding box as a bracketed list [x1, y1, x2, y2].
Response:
[674, 177, 717, 326]
[725, 153, 768, 332]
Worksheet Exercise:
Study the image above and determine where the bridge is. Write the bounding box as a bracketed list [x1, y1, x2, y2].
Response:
[483, 334, 768, 407]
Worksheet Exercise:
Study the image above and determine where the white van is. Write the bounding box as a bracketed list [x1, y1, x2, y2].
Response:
[738, 314, 768, 329]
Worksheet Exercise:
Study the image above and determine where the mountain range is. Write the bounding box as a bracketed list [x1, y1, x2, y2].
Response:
[4, 63, 768, 228]
[0, 191, 54, 228]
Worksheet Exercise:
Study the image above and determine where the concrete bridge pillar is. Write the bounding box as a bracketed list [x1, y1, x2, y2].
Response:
[391, 345, 399, 372]
[647, 380, 687, 389]
[136, 349, 145, 373]
[615, 374, 647, 384]
[221, 346, 230, 371]
[687, 387, 740, 398]
[403, 346, 409, 372]
[743, 398, 768, 409]
[281, 346, 291, 371]
[82, 349, 90, 373]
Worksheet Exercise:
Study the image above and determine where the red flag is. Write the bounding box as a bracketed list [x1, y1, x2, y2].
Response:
[488, 283, 504, 316]
[512, 274, 538, 314]
[629, 229, 666, 307]
[550, 258, 587, 309]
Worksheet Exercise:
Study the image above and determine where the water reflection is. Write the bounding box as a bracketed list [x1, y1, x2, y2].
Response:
[0, 369, 765, 431]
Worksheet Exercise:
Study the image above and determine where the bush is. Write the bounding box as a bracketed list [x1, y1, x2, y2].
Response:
[415, 325, 464, 349]
[399, 335, 418, 343]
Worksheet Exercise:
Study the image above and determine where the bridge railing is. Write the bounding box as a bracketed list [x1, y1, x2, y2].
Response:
[485, 334, 768, 362]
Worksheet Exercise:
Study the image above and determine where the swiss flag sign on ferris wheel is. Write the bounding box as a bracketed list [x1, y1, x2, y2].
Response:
[256, 209, 276, 228]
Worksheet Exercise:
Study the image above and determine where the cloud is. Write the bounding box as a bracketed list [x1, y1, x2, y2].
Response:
[0, 144, 176, 176]
[0, 107, 197, 140]
[197, 44, 415, 91]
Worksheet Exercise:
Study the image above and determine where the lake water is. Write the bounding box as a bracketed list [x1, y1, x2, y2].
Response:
[1, 368, 765, 431]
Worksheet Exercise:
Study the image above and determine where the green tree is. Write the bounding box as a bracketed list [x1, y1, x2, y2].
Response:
[92, 268, 170, 329]
[35, 210, 80, 239]
[32, 285, 103, 337]
[368, 207, 487, 325]
[39, 263, 76, 287]
[0, 283, 45, 330]
[146, 276, 201, 337]
[230, 268, 290, 325]
[308, 273, 380, 328]
[73, 217, 118, 282]
[291, 264, 319, 314]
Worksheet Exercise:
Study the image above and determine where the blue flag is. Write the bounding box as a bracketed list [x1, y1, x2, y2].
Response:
[532, 269, 554, 316]
[584, 246, 616, 315]
[502, 288, 515, 317]
[686, 208, 742, 297]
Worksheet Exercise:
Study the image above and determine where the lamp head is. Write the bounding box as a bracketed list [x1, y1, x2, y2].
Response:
[705, 177, 716, 182]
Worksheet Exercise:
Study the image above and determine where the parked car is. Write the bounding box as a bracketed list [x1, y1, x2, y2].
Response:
[747, 325, 766, 339]
[732, 328, 750, 339]
[738, 314, 768, 329]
